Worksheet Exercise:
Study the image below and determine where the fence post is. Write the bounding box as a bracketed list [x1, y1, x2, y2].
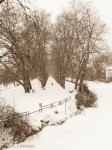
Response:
[39, 103, 42, 112]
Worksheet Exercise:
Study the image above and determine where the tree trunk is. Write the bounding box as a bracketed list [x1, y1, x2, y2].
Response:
[62, 78, 65, 88]
[27, 75, 32, 90]
[60, 67, 66, 89]
[21, 56, 32, 92]
[56, 68, 65, 88]
[22, 73, 32, 93]
[23, 85, 30, 93]
[75, 58, 86, 90]
[39, 54, 48, 89]
[41, 77, 46, 88]
[78, 71, 85, 92]
[40, 67, 48, 88]
[75, 75, 80, 90]
[78, 56, 88, 92]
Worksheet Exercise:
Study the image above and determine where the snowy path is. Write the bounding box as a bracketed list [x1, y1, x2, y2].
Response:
[6, 81, 112, 150]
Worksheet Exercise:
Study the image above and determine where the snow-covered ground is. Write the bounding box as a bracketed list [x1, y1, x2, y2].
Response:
[0, 77, 74, 110]
[0, 77, 76, 126]
[1, 78, 112, 150]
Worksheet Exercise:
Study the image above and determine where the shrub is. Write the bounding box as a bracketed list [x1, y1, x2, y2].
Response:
[3, 113, 37, 143]
[75, 84, 97, 109]
[83, 83, 90, 93]
[0, 98, 13, 120]
[0, 102, 37, 149]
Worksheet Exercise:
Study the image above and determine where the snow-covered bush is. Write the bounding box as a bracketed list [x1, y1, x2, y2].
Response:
[4, 114, 37, 143]
[0, 98, 13, 120]
[0, 102, 37, 149]
[75, 84, 97, 109]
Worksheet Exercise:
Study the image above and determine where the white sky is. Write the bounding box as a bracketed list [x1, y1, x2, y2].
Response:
[31, 0, 112, 49]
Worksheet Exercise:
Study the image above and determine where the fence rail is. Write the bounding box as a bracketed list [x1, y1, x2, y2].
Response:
[40, 96, 71, 111]
[0, 96, 72, 123]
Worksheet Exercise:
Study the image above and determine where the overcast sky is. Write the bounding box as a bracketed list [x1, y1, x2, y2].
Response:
[31, 0, 112, 49]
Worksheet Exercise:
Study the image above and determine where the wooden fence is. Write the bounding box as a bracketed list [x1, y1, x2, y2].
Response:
[0, 96, 72, 123]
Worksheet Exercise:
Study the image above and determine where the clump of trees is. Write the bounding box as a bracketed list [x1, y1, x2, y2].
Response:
[51, 1, 107, 90]
[0, 0, 50, 92]
[0, 0, 109, 92]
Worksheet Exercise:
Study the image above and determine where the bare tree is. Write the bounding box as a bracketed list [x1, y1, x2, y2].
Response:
[51, 0, 107, 90]
[63, 0, 108, 91]
[0, 0, 32, 92]
[72, 1, 107, 91]
[52, 12, 78, 88]
[23, 10, 51, 88]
